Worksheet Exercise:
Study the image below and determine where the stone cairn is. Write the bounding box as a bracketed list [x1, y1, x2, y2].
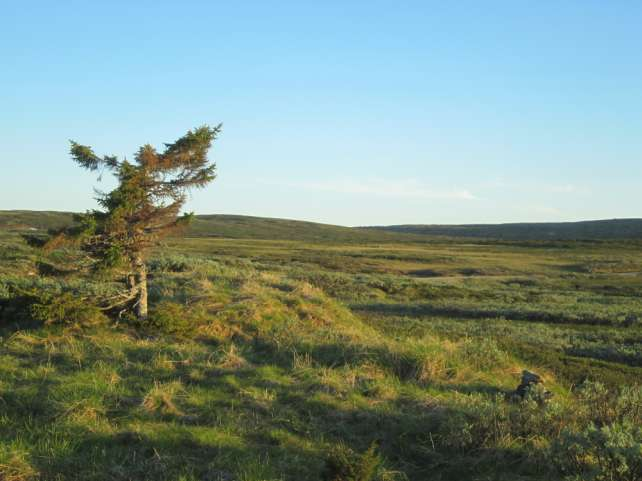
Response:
[513, 370, 552, 401]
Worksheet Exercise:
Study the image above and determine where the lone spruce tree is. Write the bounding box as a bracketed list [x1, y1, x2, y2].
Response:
[51, 125, 220, 319]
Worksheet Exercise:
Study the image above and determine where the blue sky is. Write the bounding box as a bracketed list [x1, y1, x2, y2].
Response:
[1, 1, 641, 226]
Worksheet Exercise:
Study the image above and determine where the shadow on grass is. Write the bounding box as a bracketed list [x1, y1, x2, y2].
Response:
[0, 294, 43, 332]
[0, 328, 555, 481]
[351, 302, 618, 327]
[32, 428, 294, 481]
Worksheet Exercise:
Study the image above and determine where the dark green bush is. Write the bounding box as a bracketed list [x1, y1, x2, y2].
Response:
[0, 291, 39, 325]
[142, 300, 207, 335]
[322, 442, 381, 481]
[30, 291, 108, 326]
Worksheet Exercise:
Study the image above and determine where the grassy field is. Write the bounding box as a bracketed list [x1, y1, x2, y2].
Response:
[0, 220, 641, 480]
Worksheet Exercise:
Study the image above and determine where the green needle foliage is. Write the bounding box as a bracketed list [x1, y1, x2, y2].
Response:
[45, 125, 221, 319]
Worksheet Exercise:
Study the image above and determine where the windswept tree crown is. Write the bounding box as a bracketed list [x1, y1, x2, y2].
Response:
[67, 125, 220, 266]
[44, 125, 221, 318]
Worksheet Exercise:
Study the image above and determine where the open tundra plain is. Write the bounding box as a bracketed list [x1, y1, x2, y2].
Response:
[0, 215, 641, 481]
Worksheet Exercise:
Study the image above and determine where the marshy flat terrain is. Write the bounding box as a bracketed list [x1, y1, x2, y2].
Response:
[1, 213, 641, 480]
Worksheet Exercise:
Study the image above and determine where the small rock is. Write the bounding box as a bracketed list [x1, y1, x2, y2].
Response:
[513, 370, 552, 401]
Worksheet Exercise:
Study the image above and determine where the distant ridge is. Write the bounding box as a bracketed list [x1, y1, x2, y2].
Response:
[0, 211, 409, 243]
[1, 211, 641, 242]
[187, 214, 408, 242]
[365, 218, 642, 240]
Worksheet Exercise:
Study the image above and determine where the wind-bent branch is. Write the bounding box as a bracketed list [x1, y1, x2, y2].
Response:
[43, 125, 220, 320]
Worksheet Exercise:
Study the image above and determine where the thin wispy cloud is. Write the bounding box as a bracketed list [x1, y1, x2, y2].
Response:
[268, 179, 477, 201]
[547, 184, 579, 194]
[482, 179, 586, 195]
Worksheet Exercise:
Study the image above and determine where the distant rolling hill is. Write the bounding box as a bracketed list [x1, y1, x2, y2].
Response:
[0, 211, 75, 231]
[187, 214, 410, 242]
[366, 219, 642, 240]
[1, 211, 641, 242]
[0, 211, 412, 243]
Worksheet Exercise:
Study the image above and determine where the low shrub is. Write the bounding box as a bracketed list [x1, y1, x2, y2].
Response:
[322, 443, 382, 481]
[576, 381, 642, 426]
[148, 255, 194, 273]
[142, 300, 208, 335]
[30, 291, 108, 326]
[616, 385, 642, 425]
[551, 421, 642, 481]
[458, 337, 507, 370]
[439, 392, 568, 453]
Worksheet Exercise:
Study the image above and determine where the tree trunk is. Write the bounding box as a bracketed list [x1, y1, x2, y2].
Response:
[134, 256, 148, 319]
[127, 273, 136, 297]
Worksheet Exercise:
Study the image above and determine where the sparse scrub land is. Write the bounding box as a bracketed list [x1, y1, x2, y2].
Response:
[0, 218, 641, 480]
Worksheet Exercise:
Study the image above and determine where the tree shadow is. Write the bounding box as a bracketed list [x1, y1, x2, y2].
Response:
[0, 326, 556, 481]
[0, 293, 43, 332]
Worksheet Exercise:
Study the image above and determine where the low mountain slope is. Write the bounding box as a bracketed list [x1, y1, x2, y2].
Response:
[367, 218, 642, 240]
[3, 210, 642, 242]
[0, 211, 417, 243]
[188, 214, 412, 242]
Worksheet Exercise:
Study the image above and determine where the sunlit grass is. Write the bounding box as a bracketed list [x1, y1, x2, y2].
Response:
[0, 229, 640, 480]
